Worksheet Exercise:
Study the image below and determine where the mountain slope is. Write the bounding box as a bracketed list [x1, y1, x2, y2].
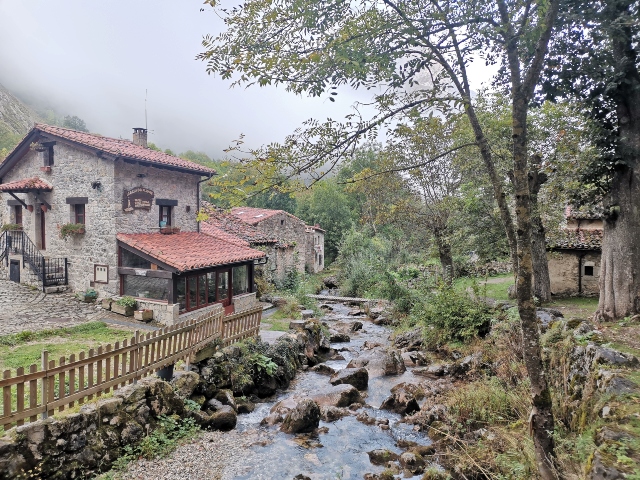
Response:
[0, 84, 39, 158]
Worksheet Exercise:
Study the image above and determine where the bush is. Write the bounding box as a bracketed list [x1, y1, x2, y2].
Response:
[116, 296, 137, 308]
[410, 281, 494, 348]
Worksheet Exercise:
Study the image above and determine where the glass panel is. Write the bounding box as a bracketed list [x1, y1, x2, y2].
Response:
[198, 274, 207, 306]
[188, 276, 197, 309]
[217, 271, 229, 300]
[122, 275, 169, 301]
[232, 265, 248, 295]
[121, 248, 151, 269]
[177, 278, 186, 312]
[208, 272, 217, 303]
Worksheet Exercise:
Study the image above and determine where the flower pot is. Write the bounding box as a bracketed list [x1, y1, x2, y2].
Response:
[112, 304, 134, 316]
[40, 205, 48, 213]
[40, 166, 52, 173]
[134, 309, 153, 322]
[101, 298, 113, 310]
[27, 205, 34, 213]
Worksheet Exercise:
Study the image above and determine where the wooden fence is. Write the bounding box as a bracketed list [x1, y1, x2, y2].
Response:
[0, 305, 262, 432]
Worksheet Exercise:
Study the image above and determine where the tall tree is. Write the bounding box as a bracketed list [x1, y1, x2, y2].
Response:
[544, 0, 640, 320]
[200, 1, 560, 475]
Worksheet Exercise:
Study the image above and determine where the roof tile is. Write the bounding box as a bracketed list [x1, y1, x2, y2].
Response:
[117, 232, 265, 273]
[0, 177, 52, 192]
[35, 124, 215, 175]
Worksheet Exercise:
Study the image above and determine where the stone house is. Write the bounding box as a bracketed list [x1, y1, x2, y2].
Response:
[230, 206, 325, 275]
[0, 124, 265, 324]
[200, 202, 296, 286]
[547, 206, 602, 296]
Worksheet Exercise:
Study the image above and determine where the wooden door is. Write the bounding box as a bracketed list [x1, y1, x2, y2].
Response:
[9, 260, 20, 283]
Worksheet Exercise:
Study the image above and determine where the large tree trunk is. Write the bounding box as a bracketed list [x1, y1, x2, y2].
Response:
[597, 2, 640, 321]
[598, 165, 640, 320]
[529, 166, 551, 302]
[512, 98, 557, 480]
[433, 229, 454, 283]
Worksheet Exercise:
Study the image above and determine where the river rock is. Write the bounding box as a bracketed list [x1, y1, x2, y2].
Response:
[281, 399, 321, 433]
[330, 331, 351, 343]
[593, 346, 639, 367]
[311, 384, 364, 408]
[351, 321, 363, 332]
[170, 371, 201, 399]
[393, 328, 422, 351]
[215, 389, 238, 412]
[347, 357, 370, 368]
[401, 351, 427, 367]
[382, 350, 407, 375]
[210, 405, 238, 431]
[320, 405, 351, 422]
[367, 307, 385, 319]
[301, 310, 315, 319]
[236, 397, 255, 414]
[380, 387, 420, 415]
[399, 452, 425, 474]
[367, 449, 399, 465]
[597, 370, 636, 394]
[205, 398, 225, 412]
[311, 364, 337, 375]
[372, 316, 392, 326]
[330, 367, 369, 390]
[323, 276, 339, 289]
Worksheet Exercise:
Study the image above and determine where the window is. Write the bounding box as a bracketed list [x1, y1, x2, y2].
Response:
[74, 204, 85, 224]
[14, 205, 22, 225]
[122, 275, 169, 301]
[584, 265, 594, 276]
[281, 219, 284, 226]
[159, 206, 172, 226]
[233, 265, 249, 295]
[43, 145, 54, 167]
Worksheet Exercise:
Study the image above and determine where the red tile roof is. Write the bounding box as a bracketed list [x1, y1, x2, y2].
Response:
[0, 177, 52, 192]
[231, 206, 295, 225]
[117, 232, 265, 273]
[35, 124, 215, 175]
[200, 223, 251, 247]
[202, 203, 278, 244]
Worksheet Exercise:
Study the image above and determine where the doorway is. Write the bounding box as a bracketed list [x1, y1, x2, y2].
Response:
[217, 269, 233, 314]
[9, 260, 20, 283]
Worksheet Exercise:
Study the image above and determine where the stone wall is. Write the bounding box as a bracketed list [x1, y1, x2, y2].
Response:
[232, 292, 257, 312]
[548, 250, 601, 296]
[253, 212, 308, 273]
[0, 143, 204, 296]
[134, 298, 180, 325]
[305, 228, 324, 273]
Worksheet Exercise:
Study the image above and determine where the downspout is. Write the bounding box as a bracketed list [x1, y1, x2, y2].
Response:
[196, 173, 214, 233]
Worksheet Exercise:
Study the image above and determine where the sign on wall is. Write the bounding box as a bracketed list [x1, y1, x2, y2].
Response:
[122, 187, 154, 212]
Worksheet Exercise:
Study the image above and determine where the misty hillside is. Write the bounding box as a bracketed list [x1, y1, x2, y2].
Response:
[0, 83, 40, 159]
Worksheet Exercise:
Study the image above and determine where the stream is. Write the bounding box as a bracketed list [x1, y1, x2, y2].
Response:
[227, 301, 432, 480]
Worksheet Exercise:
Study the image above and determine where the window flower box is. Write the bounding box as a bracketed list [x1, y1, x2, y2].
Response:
[59, 223, 85, 240]
[1, 223, 23, 232]
[134, 309, 153, 322]
[160, 226, 181, 234]
[112, 304, 134, 316]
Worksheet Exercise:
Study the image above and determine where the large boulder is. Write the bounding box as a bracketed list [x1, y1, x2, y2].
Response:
[330, 368, 369, 390]
[329, 330, 351, 343]
[170, 371, 202, 399]
[380, 386, 420, 415]
[281, 399, 321, 433]
[311, 384, 364, 408]
[393, 328, 423, 351]
[382, 350, 407, 375]
[209, 405, 238, 431]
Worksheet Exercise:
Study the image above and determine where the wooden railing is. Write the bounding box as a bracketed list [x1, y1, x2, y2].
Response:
[0, 305, 262, 432]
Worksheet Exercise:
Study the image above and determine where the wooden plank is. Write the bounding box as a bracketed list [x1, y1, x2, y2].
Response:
[120, 340, 127, 388]
[96, 346, 103, 398]
[113, 342, 120, 391]
[105, 345, 112, 394]
[16, 367, 24, 427]
[47, 359, 55, 417]
[41, 351, 48, 419]
[3, 370, 11, 427]
[78, 352, 85, 405]
[87, 348, 95, 401]
[29, 364, 37, 422]
[58, 357, 66, 412]
[68, 355, 75, 409]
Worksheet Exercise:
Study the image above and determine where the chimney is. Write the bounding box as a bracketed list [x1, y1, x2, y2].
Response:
[132, 128, 148, 148]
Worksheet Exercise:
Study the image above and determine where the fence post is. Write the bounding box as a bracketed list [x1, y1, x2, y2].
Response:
[41, 350, 48, 419]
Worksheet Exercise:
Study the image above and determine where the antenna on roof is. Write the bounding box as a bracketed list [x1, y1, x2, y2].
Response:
[145, 89, 148, 131]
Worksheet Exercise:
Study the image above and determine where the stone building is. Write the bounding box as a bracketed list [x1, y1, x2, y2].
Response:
[230, 206, 325, 274]
[200, 202, 296, 286]
[0, 124, 264, 324]
[547, 206, 602, 296]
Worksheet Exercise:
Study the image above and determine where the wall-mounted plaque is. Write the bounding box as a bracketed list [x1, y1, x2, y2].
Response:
[122, 187, 154, 212]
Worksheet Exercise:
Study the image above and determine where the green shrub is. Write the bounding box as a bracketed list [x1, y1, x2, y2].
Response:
[116, 296, 137, 308]
[410, 281, 494, 347]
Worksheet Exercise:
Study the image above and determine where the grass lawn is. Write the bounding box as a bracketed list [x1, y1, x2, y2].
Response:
[454, 273, 513, 301]
[263, 318, 293, 332]
[0, 322, 135, 373]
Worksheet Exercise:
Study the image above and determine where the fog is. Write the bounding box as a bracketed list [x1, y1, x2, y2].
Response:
[0, 0, 496, 158]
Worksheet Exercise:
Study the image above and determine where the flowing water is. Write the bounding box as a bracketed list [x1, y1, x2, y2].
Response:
[228, 301, 431, 480]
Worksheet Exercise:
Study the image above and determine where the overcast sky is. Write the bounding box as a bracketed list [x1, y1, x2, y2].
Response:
[0, 0, 496, 158]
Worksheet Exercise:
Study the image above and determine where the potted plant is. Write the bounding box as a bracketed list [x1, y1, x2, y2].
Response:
[1, 223, 23, 232]
[59, 223, 86, 240]
[112, 296, 137, 316]
[77, 288, 98, 303]
[134, 309, 153, 322]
